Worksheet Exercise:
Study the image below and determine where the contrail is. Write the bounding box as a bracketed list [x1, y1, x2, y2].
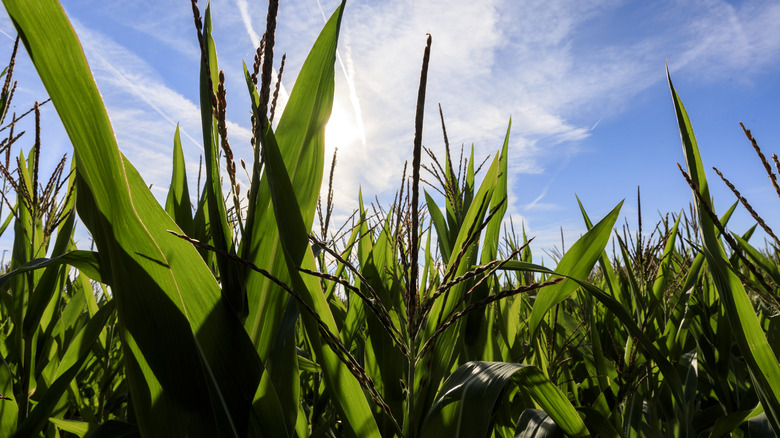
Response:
[315, 0, 366, 145]
[237, 0, 262, 48]
[525, 186, 548, 211]
[89, 50, 203, 150]
[0, 28, 14, 40]
[524, 150, 574, 211]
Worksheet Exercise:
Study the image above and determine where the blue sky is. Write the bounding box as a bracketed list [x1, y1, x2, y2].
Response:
[1, 0, 780, 262]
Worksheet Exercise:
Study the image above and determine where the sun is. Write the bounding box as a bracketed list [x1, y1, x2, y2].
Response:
[325, 100, 359, 154]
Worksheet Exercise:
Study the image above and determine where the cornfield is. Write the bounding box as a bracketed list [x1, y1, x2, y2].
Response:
[1, 1, 779, 437]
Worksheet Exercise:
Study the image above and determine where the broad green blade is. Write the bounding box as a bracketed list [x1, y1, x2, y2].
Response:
[733, 233, 780, 287]
[240, 2, 347, 434]
[165, 124, 194, 237]
[356, 211, 405, 434]
[425, 191, 452, 264]
[575, 279, 686, 414]
[480, 119, 510, 265]
[22, 175, 78, 336]
[0, 208, 13, 238]
[462, 122, 511, 360]
[670, 71, 780, 434]
[199, 4, 245, 319]
[709, 404, 765, 438]
[577, 407, 621, 438]
[261, 109, 381, 437]
[528, 201, 623, 339]
[464, 145, 475, 214]
[498, 259, 687, 412]
[0, 250, 107, 288]
[667, 203, 737, 359]
[340, 192, 368, 347]
[576, 196, 619, 298]
[419, 361, 588, 438]
[47, 418, 92, 437]
[242, 0, 344, 347]
[3, 1, 269, 435]
[651, 214, 681, 303]
[0, 348, 19, 437]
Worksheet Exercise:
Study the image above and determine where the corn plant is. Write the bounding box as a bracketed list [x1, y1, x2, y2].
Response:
[2, 0, 780, 437]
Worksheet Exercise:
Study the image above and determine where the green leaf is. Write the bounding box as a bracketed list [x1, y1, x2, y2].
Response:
[528, 200, 623, 339]
[419, 361, 588, 438]
[240, 2, 349, 435]
[515, 409, 564, 438]
[198, 3, 245, 320]
[165, 124, 194, 237]
[651, 214, 681, 303]
[48, 418, 92, 437]
[576, 196, 619, 299]
[670, 71, 780, 434]
[416, 151, 501, 432]
[0, 251, 107, 288]
[462, 122, 510, 361]
[261, 99, 382, 437]
[480, 119, 510, 265]
[0, 350, 18, 438]
[425, 191, 452, 265]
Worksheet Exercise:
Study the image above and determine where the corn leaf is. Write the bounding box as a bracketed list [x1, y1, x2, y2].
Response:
[240, 3, 348, 434]
[415, 152, 500, 433]
[576, 196, 619, 298]
[528, 200, 623, 339]
[419, 361, 588, 437]
[164, 125, 194, 237]
[261, 108, 381, 437]
[0, 251, 106, 288]
[670, 71, 780, 434]
[425, 191, 452, 264]
[198, 4, 245, 320]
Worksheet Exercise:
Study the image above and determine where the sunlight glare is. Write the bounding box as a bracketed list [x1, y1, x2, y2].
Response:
[325, 100, 359, 154]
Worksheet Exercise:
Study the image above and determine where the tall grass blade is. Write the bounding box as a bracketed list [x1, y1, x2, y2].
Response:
[576, 196, 619, 298]
[670, 71, 780, 434]
[165, 124, 194, 237]
[425, 190, 452, 264]
[240, 2, 347, 434]
[415, 152, 500, 434]
[261, 113, 382, 437]
[198, 4, 245, 320]
[419, 361, 588, 437]
[528, 201, 623, 339]
[462, 120, 510, 360]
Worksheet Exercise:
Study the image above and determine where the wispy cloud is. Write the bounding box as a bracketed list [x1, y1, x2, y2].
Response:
[309, 0, 780, 210]
[71, 18, 253, 198]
